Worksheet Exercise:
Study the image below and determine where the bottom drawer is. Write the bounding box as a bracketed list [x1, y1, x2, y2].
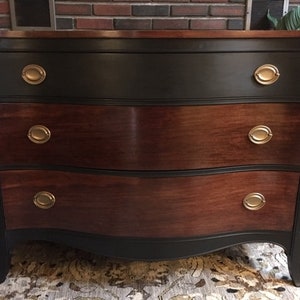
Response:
[1, 170, 298, 238]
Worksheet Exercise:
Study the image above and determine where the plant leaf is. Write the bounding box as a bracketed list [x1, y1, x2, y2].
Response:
[278, 6, 300, 30]
[267, 9, 278, 28]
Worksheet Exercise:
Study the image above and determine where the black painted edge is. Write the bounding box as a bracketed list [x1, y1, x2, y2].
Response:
[1, 165, 300, 177]
[6, 229, 292, 260]
[1, 96, 300, 106]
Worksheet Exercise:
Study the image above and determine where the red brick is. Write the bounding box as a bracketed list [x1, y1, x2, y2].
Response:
[210, 5, 245, 17]
[153, 18, 189, 29]
[56, 4, 92, 16]
[227, 18, 244, 29]
[114, 18, 151, 29]
[0, 2, 9, 14]
[192, 0, 228, 2]
[76, 18, 113, 29]
[191, 18, 227, 29]
[62, 0, 111, 1]
[132, 5, 169, 16]
[94, 4, 131, 16]
[56, 18, 74, 29]
[171, 5, 208, 16]
[154, 0, 189, 2]
[0, 16, 10, 28]
[113, 0, 148, 2]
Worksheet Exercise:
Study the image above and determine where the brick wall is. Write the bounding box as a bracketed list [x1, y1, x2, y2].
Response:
[55, 0, 246, 30]
[0, 0, 299, 30]
[0, 0, 246, 30]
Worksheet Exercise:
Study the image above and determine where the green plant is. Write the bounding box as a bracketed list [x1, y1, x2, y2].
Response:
[267, 6, 300, 30]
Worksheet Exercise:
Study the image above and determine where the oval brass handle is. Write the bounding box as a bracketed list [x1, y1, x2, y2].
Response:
[22, 64, 46, 85]
[243, 192, 266, 211]
[248, 125, 273, 145]
[28, 125, 51, 144]
[33, 191, 56, 209]
[254, 64, 280, 85]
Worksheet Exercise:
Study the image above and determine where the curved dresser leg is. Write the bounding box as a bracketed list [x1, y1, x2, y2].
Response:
[0, 242, 9, 283]
[289, 182, 300, 287]
[288, 227, 300, 287]
[288, 255, 300, 286]
[0, 196, 10, 283]
[289, 225, 300, 286]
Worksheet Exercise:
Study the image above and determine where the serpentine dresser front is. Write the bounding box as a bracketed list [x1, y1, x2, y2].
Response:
[1, 30, 300, 285]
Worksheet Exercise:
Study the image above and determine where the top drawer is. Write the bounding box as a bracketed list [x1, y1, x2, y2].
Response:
[0, 52, 299, 102]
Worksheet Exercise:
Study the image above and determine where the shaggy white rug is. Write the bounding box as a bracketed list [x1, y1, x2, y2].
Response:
[0, 241, 300, 299]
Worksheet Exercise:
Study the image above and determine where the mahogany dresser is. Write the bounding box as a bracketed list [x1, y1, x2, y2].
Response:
[1, 30, 300, 285]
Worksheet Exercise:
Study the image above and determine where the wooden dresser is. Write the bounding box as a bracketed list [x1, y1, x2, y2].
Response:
[1, 30, 300, 285]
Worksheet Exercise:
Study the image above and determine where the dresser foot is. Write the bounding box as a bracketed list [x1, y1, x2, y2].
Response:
[288, 232, 300, 286]
[288, 255, 300, 287]
[0, 271, 8, 284]
[0, 240, 10, 283]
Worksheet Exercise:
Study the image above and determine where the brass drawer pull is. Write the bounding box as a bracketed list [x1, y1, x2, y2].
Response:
[254, 64, 280, 85]
[243, 192, 266, 211]
[33, 191, 56, 209]
[248, 125, 273, 145]
[28, 125, 51, 144]
[22, 64, 46, 85]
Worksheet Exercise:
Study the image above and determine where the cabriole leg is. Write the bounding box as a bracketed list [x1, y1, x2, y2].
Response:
[0, 240, 10, 283]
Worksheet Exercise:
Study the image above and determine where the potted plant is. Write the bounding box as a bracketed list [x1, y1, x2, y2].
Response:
[267, 6, 300, 29]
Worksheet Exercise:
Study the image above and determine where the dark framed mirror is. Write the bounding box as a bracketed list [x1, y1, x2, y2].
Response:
[9, 0, 55, 30]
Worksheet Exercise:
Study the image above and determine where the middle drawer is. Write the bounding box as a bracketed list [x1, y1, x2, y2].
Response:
[1, 103, 300, 170]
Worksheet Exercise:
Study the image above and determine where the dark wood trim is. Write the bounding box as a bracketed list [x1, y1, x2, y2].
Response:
[1, 30, 300, 39]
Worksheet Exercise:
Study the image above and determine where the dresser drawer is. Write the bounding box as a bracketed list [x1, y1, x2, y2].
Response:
[1, 103, 300, 170]
[0, 52, 299, 101]
[1, 170, 297, 238]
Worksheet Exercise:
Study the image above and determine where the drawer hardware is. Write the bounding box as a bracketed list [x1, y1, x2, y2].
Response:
[254, 64, 280, 85]
[28, 125, 51, 144]
[33, 191, 56, 209]
[243, 192, 266, 211]
[248, 125, 273, 145]
[22, 64, 46, 85]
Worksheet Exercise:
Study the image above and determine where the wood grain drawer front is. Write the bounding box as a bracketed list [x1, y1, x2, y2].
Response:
[0, 52, 299, 101]
[1, 170, 298, 238]
[1, 103, 300, 170]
